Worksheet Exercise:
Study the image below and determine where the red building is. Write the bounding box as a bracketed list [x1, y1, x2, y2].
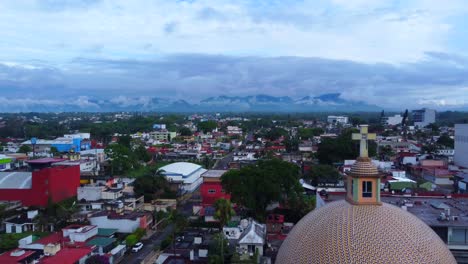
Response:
[200, 170, 231, 207]
[0, 158, 80, 207]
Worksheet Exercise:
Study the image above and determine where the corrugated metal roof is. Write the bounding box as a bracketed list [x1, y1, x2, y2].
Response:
[0, 172, 32, 189]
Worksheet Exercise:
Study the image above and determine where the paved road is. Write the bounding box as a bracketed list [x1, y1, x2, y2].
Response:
[121, 224, 174, 264]
[213, 152, 234, 170]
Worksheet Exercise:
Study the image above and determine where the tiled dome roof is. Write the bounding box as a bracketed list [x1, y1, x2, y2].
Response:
[276, 200, 456, 264]
[348, 157, 379, 177]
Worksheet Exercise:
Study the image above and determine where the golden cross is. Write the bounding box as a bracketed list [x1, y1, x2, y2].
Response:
[352, 125, 376, 158]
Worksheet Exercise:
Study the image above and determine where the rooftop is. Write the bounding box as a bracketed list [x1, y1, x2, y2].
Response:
[160, 162, 204, 177]
[0, 172, 32, 189]
[39, 247, 93, 264]
[201, 170, 227, 178]
[0, 249, 36, 263]
[97, 228, 118, 237]
[381, 197, 468, 227]
[86, 237, 116, 247]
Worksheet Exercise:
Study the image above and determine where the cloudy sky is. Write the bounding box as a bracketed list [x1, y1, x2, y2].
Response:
[1, 0, 468, 109]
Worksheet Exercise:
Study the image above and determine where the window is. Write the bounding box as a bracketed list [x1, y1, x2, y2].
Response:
[208, 189, 216, 194]
[451, 229, 467, 245]
[362, 181, 372, 198]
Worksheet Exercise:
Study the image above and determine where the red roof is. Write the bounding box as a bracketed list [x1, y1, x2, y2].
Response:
[39, 247, 92, 264]
[0, 249, 36, 263]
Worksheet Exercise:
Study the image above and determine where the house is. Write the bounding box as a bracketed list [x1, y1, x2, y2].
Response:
[4, 210, 38, 234]
[88, 211, 153, 233]
[198, 170, 231, 222]
[224, 219, 266, 257]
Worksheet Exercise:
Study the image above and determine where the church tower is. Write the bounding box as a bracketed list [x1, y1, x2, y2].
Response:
[346, 125, 381, 205]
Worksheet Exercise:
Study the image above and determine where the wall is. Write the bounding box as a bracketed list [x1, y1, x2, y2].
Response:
[46, 165, 80, 204]
[89, 216, 140, 233]
[201, 182, 231, 206]
[77, 186, 102, 201]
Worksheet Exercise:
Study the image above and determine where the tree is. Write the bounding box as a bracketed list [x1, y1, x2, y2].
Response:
[437, 133, 454, 148]
[50, 146, 60, 156]
[304, 165, 342, 186]
[133, 171, 175, 202]
[134, 144, 151, 163]
[17, 145, 31, 154]
[178, 127, 192, 136]
[198, 121, 218, 133]
[378, 145, 394, 160]
[208, 233, 230, 264]
[214, 199, 235, 231]
[118, 135, 132, 148]
[126, 234, 139, 247]
[222, 159, 303, 220]
[283, 136, 299, 152]
[316, 129, 376, 164]
[105, 143, 135, 175]
[297, 128, 323, 139]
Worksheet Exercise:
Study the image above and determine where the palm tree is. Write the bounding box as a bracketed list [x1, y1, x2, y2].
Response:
[214, 198, 235, 231]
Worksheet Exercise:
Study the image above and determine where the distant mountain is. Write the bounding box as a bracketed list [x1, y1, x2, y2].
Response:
[0, 93, 381, 112]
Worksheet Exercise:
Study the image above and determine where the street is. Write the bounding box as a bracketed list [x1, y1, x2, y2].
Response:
[120, 224, 174, 264]
[213, 151, 234, 170]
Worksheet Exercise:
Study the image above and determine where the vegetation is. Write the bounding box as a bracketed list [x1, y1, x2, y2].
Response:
[304, 165, 342, 186]
[437, 133, 454, 148]
[125, 228, 146, 246]
[214, 199, 235, 231]
[0, 232, 49, 252]
[198, 120, 218, 133]
[133, 170, 176, 202]
[208, 233, 230, 264]
[222, 159, 303, 220]
[297, 127, 324, 139]
[316, 128, 376, 164]
[17, 145, 31, 154]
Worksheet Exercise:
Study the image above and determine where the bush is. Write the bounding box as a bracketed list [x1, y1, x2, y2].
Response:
[125, 234, 138, 247]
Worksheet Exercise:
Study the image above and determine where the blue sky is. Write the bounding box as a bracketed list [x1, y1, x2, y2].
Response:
[1, 0, 468, 109]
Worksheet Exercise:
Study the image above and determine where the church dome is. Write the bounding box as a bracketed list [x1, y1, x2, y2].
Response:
[276, 200, 457, 264]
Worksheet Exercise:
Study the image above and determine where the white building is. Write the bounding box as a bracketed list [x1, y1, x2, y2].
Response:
[382, 114, 403, 126]
[223, 219, 266, 257]
[327, 116, 348, 125]
[412, 108, 436, 128]
[227, 126, 243, 136]
[455, 124, 468, 168]
[159, 162, 206, 193]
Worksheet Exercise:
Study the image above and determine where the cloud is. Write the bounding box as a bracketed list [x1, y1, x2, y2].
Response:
[0, 0, 467, 63]
[2, 53, 468, 109]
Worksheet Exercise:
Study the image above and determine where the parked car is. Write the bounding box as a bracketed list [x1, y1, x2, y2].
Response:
[132, 242, 144, 253]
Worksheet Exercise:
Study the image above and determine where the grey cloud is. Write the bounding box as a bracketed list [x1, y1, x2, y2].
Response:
[2, 52, 468, 108]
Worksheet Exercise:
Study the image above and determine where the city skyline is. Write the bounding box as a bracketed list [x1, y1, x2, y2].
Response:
[1, 0, 468, 110]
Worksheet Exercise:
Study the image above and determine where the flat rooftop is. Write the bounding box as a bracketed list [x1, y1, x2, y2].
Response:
[381, 196, 468, 227]
[201, 170, 227, 178]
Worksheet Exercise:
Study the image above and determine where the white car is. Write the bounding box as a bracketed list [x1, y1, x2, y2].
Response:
[132, 242, 143, 253]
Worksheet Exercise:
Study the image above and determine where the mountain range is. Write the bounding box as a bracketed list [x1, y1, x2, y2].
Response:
[0, 93, 381, 112]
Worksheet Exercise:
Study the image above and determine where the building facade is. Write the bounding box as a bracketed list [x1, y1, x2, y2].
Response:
[455, 124, 468, 169]
[412, 108, 436, 128]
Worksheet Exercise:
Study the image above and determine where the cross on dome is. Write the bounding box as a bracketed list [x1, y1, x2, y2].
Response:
[352, 125, 376, 158]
